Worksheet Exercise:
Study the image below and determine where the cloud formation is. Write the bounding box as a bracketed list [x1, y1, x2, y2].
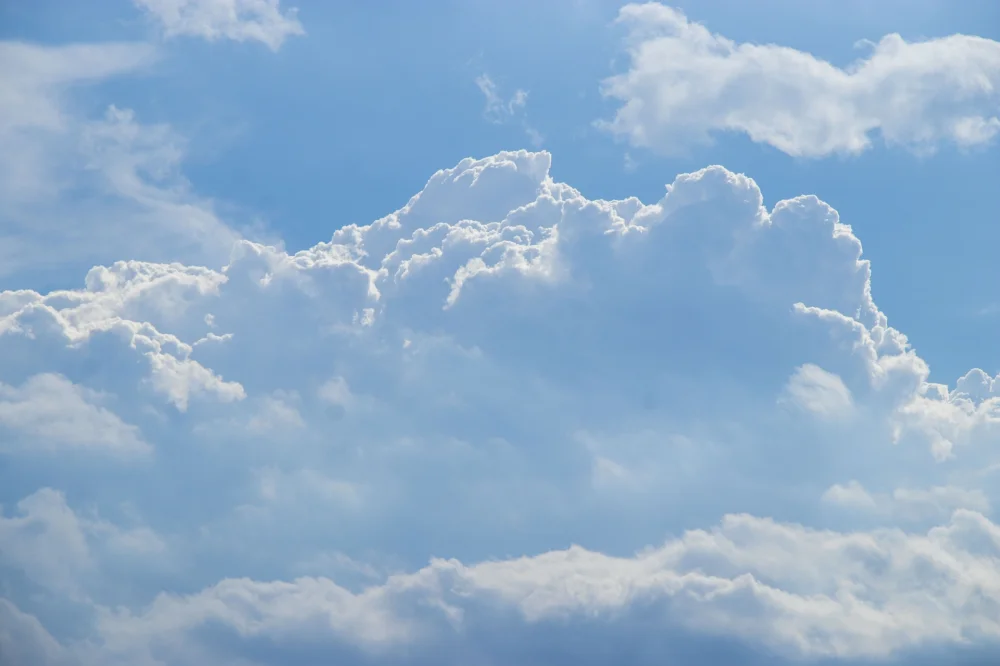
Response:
[0, 42, 156, 136]
[599, 3, 1000, 157]
[782, 363, 854, 420]
[476, 74, 528, 124]
[0, 0, 303, 287]
[0, 374, 150, 457]
[0, 41, 243, 286]
[476, 74, 543, 147]
[134, 0, 305, 50]
[3, 149, 1000, 664]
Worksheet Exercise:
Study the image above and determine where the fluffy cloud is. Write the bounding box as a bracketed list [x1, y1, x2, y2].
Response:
[10, 510, 1000, 665]
[134, 0, 305, 50]
[782, 364, 854, 420]
[0, 373, 150, 457]
[599, 3, 1000, 157]
[2, 150, 1000, 664]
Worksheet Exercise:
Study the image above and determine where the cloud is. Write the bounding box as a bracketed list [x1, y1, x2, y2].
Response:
[0, 599, 70, 666]
[133, 0, 305, 50]
[0, 41, 154, 213]
[10, 510, 1000, 664]
[255, 466, 361, 507]
[0, 42, 156, 136]
[599, 3, 1000, 157]
[476, 74, 544, 147]
[782, 364, 854, 419]
[0, 488, 164, 597]
[823, 481, 991, 524]
[0, 41, 240, 284]
[3, 150, 1000, 663]
[0, 373, 150, 457]
[476, 74, 528, 124]
[0, 489, 91, 595]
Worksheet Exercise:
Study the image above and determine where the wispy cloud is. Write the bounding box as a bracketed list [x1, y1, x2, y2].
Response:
[476, 73, 544, 147]
[133, 0, 305, 51]
[0, 41, 244, 284]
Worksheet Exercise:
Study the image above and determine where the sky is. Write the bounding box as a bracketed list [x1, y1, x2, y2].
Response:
[1, 1, 1000, 664]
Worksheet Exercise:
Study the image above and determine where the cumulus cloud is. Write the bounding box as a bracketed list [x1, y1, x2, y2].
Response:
[3, 150, 1000, 664]
[12, 509, 1000, 664]
[134, 0, 305, 50]
[599, 3, 1000, 157]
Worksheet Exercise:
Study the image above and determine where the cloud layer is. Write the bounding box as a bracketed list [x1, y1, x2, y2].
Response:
[3, 149, 1000, 664]
[600, 3, 1000, 157]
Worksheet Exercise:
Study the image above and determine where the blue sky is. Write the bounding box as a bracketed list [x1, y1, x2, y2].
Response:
[2, 1, 1000, 665]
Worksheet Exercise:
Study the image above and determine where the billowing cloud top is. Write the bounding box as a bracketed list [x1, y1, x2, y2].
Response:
[600, 3, 1000, 157]
[3, 149, 1000, 665]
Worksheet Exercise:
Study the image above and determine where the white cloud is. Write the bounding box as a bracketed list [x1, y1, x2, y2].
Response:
[246, 393, 305, 432]
[824, 480, 991, 524]
[476, 74, 528, 124]
[256, 467, 361, 507]
[11, 510, 1000, 664]
[822, 480, 878, 510]
[0, 488, 91, 594]
[0, 488, 164, 596]
[476, 74, 544, 147]
[0, 295, 245, 415]
[0, 599, 69, 666]
[0, 42, 240, 283]
[0, 41, 153, 214]
[0, 373, 150, 457]
[0, 42, 156, 136]
[134, 0, 305, 50]
[782, 364, 853, 419]
[599, 3, 1000, 157]
[3, 150, 1000, 663]
[318, 376, 354, 409]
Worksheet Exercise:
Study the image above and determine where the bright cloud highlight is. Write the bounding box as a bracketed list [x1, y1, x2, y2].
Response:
[600, 3, 1000, 157]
